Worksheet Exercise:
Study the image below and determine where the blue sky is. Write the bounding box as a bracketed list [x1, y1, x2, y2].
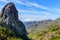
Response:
[0, 0, 60, 22]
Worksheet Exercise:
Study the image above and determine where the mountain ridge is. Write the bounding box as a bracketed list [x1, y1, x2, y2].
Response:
[28, 18, 60, 40]
[24, 19, 52, 31]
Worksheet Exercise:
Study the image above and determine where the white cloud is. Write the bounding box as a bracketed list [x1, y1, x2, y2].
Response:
[19, 14, 53, 22]
[26, 2, 52, 11]
[18, 9, 53, 16]
[50, 8, 60, 15]
[53, 8, 60, 13]
[18, 10, 54, 22]
[0, 0, 9, 3]
[18, 8, 54, 21]
[0, 0, 52, 12]
[8, 0, 60, 14]
[12, 0, 52, 12]
[19, 14, 41, 22]
[21, 18, 41, 22]
[0, 0, 60, 21]
[13, 0, 25, 5]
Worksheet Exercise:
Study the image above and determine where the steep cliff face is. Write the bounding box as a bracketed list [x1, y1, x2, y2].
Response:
[0, 2, 28, 40]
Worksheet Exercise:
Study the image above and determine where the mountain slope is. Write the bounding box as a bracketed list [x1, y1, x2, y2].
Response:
[28, 18, 60, 40]
[25, 19, 52, 32]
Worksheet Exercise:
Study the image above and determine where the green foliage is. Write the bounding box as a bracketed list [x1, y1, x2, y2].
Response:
[0, 26, 22, 40]
[7, 37, 22, 40]
[50, 36, 60, 40]
[48, 24, 60, 32]
[28, 24, 60, 40]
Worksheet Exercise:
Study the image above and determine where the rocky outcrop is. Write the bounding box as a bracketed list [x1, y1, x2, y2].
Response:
[0, 2, 28, 40]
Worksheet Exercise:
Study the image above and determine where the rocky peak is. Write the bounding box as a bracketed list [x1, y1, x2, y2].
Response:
[0, 2, 29, 40]
[0, 2, 18, 20]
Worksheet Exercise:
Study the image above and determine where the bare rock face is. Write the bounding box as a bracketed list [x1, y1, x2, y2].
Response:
[0, 2, 28, 40]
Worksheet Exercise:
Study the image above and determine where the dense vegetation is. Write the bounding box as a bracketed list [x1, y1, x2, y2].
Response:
[28, 24, 60, 40]
[51, 36, 60, 40]
[0, 26, 22, 40]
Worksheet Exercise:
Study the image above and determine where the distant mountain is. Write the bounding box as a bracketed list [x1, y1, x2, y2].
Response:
[24, 19, 52, 31]
[27, 18, 60, 32]
[49, 18, 60, 25]
[28, 18, 60, 40]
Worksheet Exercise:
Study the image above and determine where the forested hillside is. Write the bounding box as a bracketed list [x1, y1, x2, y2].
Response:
[0, 26, 22, 40]
[27, 18, 60, 40]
